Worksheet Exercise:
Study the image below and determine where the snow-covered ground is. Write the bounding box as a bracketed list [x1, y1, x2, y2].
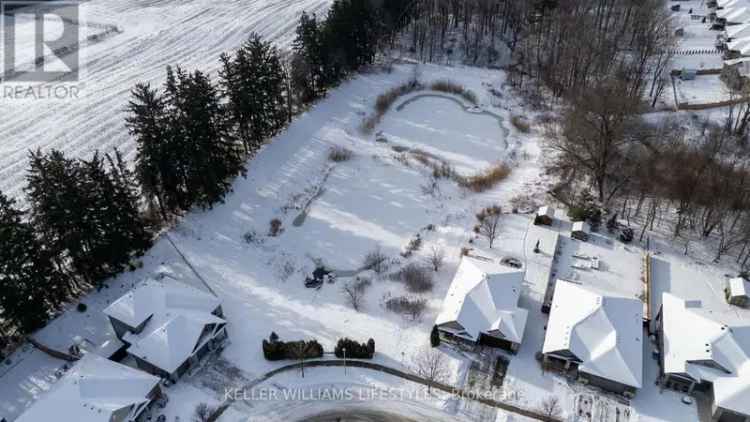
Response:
[0, 62, 543, 421]
[1, 53, 735, 421]
[0, 0, 331, 201]
[2, 3, 747, 420]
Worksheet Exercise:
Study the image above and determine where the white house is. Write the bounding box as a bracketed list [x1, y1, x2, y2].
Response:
[103, 279, 228, 381]
[656, 293, 750, 422]
[543, 280, 643, 397]
[435, 256, 529, 353]
[728, 277, 750, 307]
[15, 353, 161, 422]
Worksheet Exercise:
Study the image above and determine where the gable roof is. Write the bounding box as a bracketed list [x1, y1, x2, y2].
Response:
[15, 354, 160, 422]
[104, 279, 224, 375]
[435, 257, 528, 344]
[543, 280, 643, 388]
[660, 293, 750, 416]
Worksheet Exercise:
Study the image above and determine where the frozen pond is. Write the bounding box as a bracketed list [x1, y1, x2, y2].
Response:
[380, 94, 510, 176]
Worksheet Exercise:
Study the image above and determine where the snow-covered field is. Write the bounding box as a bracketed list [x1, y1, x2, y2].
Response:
[0, 0, 331, 201]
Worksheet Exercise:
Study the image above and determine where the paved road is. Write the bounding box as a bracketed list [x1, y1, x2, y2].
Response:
[301, 409, 420, 422]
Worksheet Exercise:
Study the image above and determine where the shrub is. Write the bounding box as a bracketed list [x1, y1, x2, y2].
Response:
[363, 246, 389, 273]
[398, 263, 434, 293]
[262, 333, 324, 361]
[329, 146, 353, 162]
[334, 338, 375, 359]
[459, 163, 511, 193]
[400, 234, 422, 258]
[431, 325, 441, 347]
[362, 81, 423, 134]
[76, 303, 87, 313]
[385, 295, 427, 320]
[429, 80, 478, 105]
[268, 218, 283, 236]
[193, 403, 215, 422]
[511, 115, 531, 133]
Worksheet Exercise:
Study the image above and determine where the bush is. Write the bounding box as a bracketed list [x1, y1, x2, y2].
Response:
[334, 338, 375, 359]
[268, 218, 283, 236]
[363, 246, 389, 273]
[431, 325, 441, 347]
[398, 263, 434, 293]
[429, 80, 478, 105]
[262, 333, 324, 361]
[511, 115, 531, 133]
[328, 146, 353, 162]
[386, 295, 427, 320]
[76, 303, 87, 313]
[362, 81, 423, 134]
[459, 163, 511, 193]
[193, 403, 216, 422]
[400, 234, 422, 258]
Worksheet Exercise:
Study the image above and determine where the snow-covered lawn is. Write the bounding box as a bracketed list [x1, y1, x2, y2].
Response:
[1, 63, 541, 421]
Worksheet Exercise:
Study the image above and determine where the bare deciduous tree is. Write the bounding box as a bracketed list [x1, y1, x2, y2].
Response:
[193, 403, 215, 422]
[412, 346, 450, 393]
[427, 246, 445, 272]
[341, 278, 370, 312]
[539, 395, 562, 420]
[475, 205, 502, 248]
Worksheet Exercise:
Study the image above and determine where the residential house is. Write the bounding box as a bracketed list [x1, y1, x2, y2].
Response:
[103, 279, 228, 381]
[543, 280, 643, 398]
[15, 353, 161, 422]
[656, 293, 750, 422]
[435, 256, 529, 353]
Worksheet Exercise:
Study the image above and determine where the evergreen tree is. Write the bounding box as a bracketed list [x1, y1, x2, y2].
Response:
[26, 149, 151, 286]
[0, 191, 63, 332]
[220, 34, 288, 155]
[322, 0, 381, 76]
[292, 11, 324, 102]
[126, 83, 172, 220]
[430, 324, 441, 347]
[164, 66, 246, 208]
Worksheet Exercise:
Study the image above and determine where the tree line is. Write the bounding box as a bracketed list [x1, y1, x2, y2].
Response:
[0, 0, 400, 341]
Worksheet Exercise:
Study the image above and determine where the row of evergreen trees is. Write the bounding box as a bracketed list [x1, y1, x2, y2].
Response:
[1, 0, 405, 338]
[1, 151, 150, 332]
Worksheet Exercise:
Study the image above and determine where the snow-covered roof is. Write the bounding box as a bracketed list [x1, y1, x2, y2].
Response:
[728, 36, 750, 54]
[104, 279, 224, 375]
[435, 257, 528, 344]
[720, 0, 749, 10]
[729, 277, 750, 298]
[660, 293, 750, 416]
[537, 206, 555, 218]
[716, 0, 748, 7]
[543, 280, 643, 388]
[720, 6, 750, 24]
[15, 353, 160, 422]
[727, 22, 750, 39]
[572, 221, 590, 234]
